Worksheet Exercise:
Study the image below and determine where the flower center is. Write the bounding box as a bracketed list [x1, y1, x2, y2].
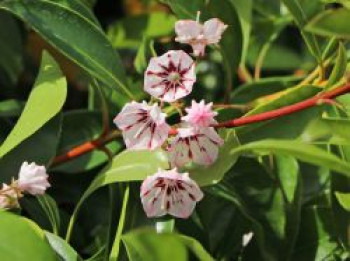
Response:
[168, 72, 181, 83]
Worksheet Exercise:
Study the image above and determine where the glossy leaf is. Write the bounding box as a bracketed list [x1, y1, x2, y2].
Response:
[306, 8, 350, 38]
[186, 129, 240, 187]
[0, 99, 24, 117]
[107, 12, 176, 48]
[0, 211, 56, 261]
[0, 0, 132, 98]
[53, 111, 122, 173]
[45, 231, 82, 261]
[275, 155, 299, 203]
[232, 139, 350, 178]
[0, 11, 23, 88]
[0, 115, 62, 182]
[0, 52, 66, 158]
[335, 192, 350, 211]
[37, 195, 61, 235]
[327, 42, 347, 87]
[122, 229, 188, 261]
[281, 0, 322, 59]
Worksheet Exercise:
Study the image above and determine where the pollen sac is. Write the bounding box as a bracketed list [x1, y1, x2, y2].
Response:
[114, 101, 170, 150]
[144, 50, 196, 102]
[140, 168, 203, 219]
[175, 18, 228, 56]
[168, 127, 223, 167]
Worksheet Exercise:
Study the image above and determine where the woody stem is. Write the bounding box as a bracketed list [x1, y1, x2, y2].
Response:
[51, 83, 350, 166]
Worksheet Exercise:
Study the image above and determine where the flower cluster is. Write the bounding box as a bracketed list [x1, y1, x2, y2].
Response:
[0, 162, 50, 209]
[114, 15, 227, 219]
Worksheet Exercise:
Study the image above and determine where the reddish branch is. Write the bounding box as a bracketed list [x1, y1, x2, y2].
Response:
[51, 83, 350, 167]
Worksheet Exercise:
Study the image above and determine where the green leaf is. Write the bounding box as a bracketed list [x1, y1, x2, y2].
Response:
[206, 0, 243, 86]
[0, 51, 66, 158]
[275, 155, 299, 203]
[232, 139, 350, 178]
[122, 229, 214, 261]
[158, 0, 205, 19]
[110, 185, 130, 261]
[281, 0, 322, 60]
[65, 149, 169, 241]
[0, 211, 56, 260]
[0, 11, 23, 88]
[300, 117, 350, 145]
[45, 231, 82, 261]
[0, 99, 24, 117]
[53, 111, 122, 173]
[186, 129, 240, 187]
[291, 206, 340, 260]
[327, 42, 347, 87]
[335, 192, 350, 211]
[107, 12, 176, 48]
[37, 195, 61, 235]
[231, 76, 302, 104]
[134, 37, 155, 74]
[306, 8, 350, 38]
[122, 229, 188, 261]
[245, 85, 321, 116]
[0, 0, 133, 98]
[178, 235, 214, 261]
[228, 0, 252, 64]
[0, 115, 62, 182]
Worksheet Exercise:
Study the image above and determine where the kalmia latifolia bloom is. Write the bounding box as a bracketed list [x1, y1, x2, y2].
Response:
[144, 50, 196, 102]
[114, 101, 170, 150]
[18, 162, 50, 195]
[182, 100, 217, 127]
[168, 127, 223, 167]
[175, 18, 228, 56]
[140, 168, 203, 218]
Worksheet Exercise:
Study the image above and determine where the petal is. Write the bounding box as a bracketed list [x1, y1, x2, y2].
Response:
[191, 42, 206, 57]
[144, 51, 196, 102]
[203, 18, 227, 44]
[169, 127, 223, 167]
[141, 176, 168, 217]
[175, 20, 202, 43]
[114, 102, 170, 150]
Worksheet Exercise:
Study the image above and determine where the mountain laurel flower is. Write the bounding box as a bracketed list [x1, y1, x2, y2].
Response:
[168, 127, 223, 167]
[0, 184, 19, 209]
[175, 18, 228, 56]
[140, 168, 203, 218]
[114, 101, 170, 150]
[182, 100, 218, 127]
[144, 50, 196, 102]
[18, 162, 50, 195]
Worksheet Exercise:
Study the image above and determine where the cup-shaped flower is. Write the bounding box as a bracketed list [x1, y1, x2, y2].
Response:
[140, 168, 203, 218]
[114, 101, 170, 150]
[168, 127, 223, 167]
[182, 100, 217, 127]
[144, 50, 196, 102]
[0, 184, 19, 209]
[175, 18, 227, 56]
[17, 162, 50, 195]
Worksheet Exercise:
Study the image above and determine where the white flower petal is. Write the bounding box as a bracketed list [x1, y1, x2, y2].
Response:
[203, 18, 228, 44]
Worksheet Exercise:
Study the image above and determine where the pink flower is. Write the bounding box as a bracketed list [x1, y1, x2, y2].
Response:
[0, 184, 19, 209]
[140, 168, 203, 218]
[114, 101, 170, 150]
[18, 162, 50, 195]
[175, 18, 228, 56]
[144, 50, 196, 102]
[182, 100, 217, 127]
[168, 127, 223, 167]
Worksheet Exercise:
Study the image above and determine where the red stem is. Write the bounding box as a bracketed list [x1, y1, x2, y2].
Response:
[51, 84, 350, 166]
